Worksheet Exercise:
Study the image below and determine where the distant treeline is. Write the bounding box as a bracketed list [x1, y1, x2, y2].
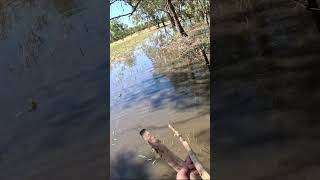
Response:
[110, 20, 155, 43]
[110, 0, 210, 42]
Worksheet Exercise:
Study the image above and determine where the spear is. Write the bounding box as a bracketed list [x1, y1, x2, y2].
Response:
[168, 124, 210, 180]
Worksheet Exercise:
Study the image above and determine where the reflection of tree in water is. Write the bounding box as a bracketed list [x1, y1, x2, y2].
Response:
[147, 28, 175, 48]
[19, 0, 37, 7]
[20, 13, 50, 68]
[0, 0, 50, 40]
[0, 0, 50, 68]
[21, 30, 45, 67]
[33, 14, 49, 31]
[0, 1, 12, 40]
[52, 0, 84, 17]
[142, 44, 210, 108]
[0, 0, 85, 69]
[51, 0, 86, 39]
[123, 56, 136, 68]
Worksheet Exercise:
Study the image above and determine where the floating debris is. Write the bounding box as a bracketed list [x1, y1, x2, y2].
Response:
[138, 154, 147, 159]
[28, 99, 37, 112]
[80, 47, 85, 56]
[152, 159, 158, 165]
[138, 154, 153, 161]
[15, 111, 23, 117]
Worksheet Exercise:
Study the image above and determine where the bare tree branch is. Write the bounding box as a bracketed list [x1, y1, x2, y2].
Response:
[110, 0, 118, 5]
[110, 0, 143, 20]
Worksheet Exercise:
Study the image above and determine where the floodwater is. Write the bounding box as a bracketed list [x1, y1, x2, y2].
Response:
[214, 1, 320, 180]
[0, 0, 107, 179]
[110, 28, 210, 179]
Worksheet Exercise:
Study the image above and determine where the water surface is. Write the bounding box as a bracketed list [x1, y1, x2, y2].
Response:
[110, 28, 210, 179]
[0, 0, 107, 179]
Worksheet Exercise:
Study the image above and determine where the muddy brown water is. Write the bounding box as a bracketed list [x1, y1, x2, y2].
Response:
[110, 29, 210, 179]
[0, 0, 107, 179]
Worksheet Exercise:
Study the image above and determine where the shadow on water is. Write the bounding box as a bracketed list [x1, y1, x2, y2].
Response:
[52, 0, 86, 17]
[214, 0, 320, 179]
[111, 151, 150, 180]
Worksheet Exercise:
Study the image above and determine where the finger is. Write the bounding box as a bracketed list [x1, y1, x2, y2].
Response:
[180, 166, 189, 172]
[176, 169, 189, 180]
[191, 169, 199, 175]
[189, 171, 199, 180]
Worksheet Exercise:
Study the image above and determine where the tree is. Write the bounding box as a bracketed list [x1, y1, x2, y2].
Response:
[196, 0, 210, 25]
[110, 0, 143, 20]
[110, 19, 128, 42]
[110, 0, 189, 37]
[166, 0, 188, 36]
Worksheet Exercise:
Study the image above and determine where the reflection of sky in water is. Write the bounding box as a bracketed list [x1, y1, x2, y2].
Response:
[143, 27, 174, 48]
[110, 47, 174, 112]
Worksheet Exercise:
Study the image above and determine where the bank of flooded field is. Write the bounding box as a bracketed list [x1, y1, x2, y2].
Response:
[110, 25, 210, 179]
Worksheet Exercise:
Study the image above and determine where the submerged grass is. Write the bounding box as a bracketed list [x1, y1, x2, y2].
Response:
[110, 27, 157, 62]
[167, 22, 210, 60]
[110, 22, 209, 63]
[143, 22, 210, 71]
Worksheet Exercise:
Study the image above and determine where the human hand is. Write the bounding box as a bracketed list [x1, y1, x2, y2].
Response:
[176, 155, 199, 180]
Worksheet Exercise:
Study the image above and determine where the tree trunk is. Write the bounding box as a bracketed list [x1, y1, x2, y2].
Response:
[162, 20, 166, 27]
[167, 0, 188, 37]
[307, 0, 320, 31]
[166, 11, 176, 29]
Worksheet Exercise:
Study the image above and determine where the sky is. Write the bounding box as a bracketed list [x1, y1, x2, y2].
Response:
[110, 1, 134, 27]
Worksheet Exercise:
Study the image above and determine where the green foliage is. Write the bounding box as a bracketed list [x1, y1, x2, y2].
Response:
[110, 19, 128, 42]
[131, 0, 166, 27]
[110, 0, 210, 42]
[180, 0, 210, 23]
[110, 19, 153, 43]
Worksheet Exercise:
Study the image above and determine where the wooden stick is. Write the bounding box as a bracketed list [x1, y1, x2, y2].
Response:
[140, 129, 184, 172]
[168, 124, 210, 180]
